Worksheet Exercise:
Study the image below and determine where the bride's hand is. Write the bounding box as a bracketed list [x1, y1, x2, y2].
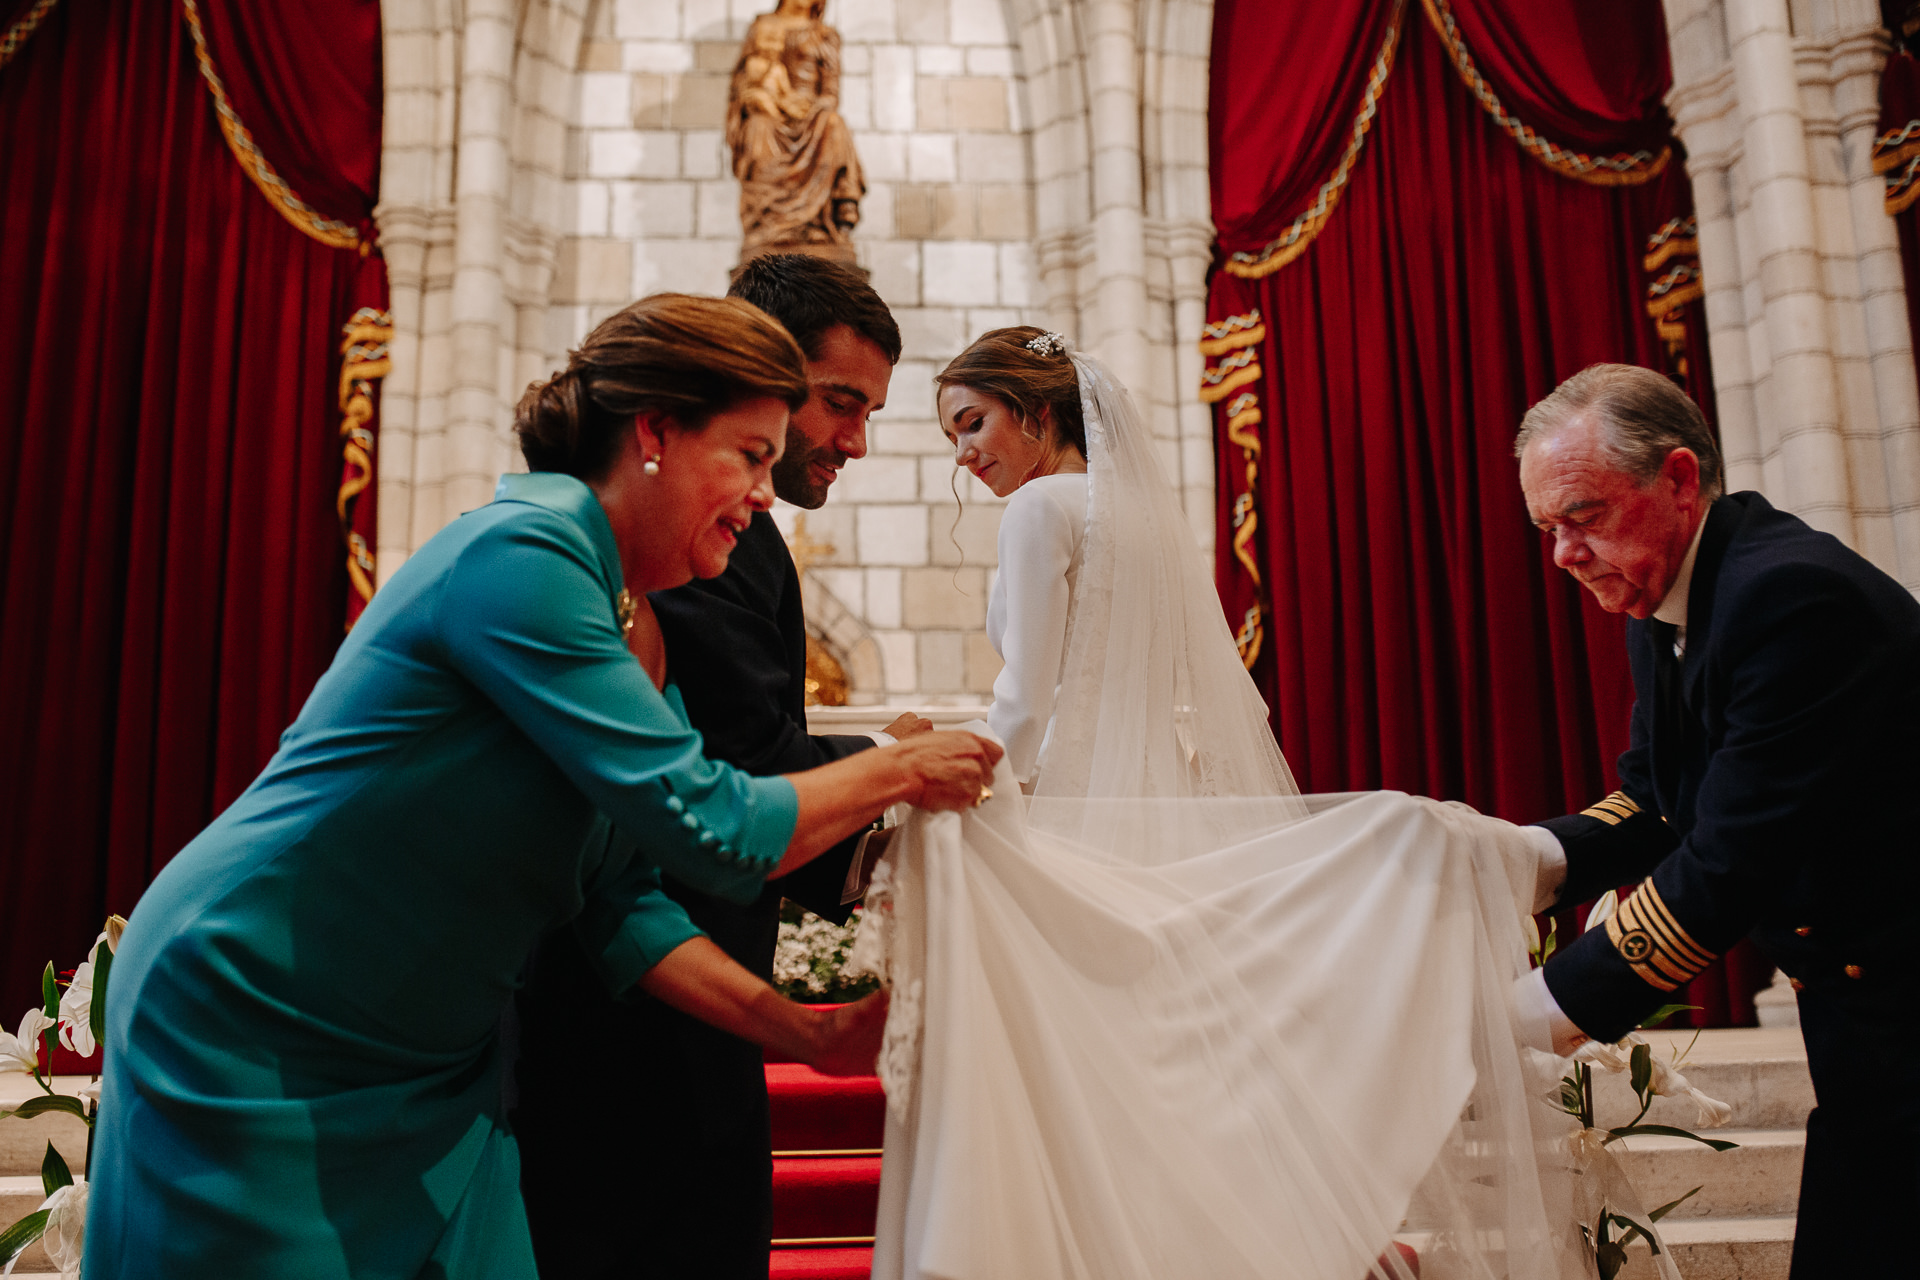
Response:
[806, 989, 891, 1076]
[888, 731, 1003, 811]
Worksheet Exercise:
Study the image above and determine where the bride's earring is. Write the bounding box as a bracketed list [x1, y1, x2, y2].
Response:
[643, 457, 661, 476]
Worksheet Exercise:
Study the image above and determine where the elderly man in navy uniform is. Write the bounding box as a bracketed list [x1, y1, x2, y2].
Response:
[514, 255, 929, 1278]
[1514, 363, 1919, 1275]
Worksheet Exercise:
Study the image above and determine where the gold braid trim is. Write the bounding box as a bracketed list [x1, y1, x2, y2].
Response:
[181, 0, 362, 250]
[1872, 120, 1920, 173]
[0, 0, 60, 70]
[1645, 262, 1703, 317]
[1605, 878, 1717, 993]
[1420, 0, 1670, 187]
[1198, 347, 1262, 403]
[1643, 215, 1698, 271]
[1204, 308, 1269, 669]
[1199, 312, 1268, 356]
[338, 308, 392, 610]
[1222, 0, 1407, 279]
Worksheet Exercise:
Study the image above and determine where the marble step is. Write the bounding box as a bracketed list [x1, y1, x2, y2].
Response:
[0, 1076, 90, 1180]
[1, 1174, 59, 1272]
[1609, 1127, 1803, 1219]
[1618, 1214, 1796, 1280]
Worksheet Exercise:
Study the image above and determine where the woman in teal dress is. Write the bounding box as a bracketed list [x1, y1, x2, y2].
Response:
[82, 294, 1000, 1279]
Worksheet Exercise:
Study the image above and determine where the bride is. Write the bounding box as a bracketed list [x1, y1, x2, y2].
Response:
[851, 328, 1597, 1280]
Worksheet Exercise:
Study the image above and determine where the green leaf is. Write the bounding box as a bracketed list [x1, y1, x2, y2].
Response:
[1606, 1211, 1656, 1252]
[1604, 1123, 1740, 1151]
[90, 938, 114, 1052]
[1595, 1240, 1628, 1279]
[1638, 1003, 1700, 1030]
[6, 1095, 90, 1123]
[40, 1142, 71, 1197]
[1540, 930, 1557, 962]
[1629, 1041, 1653, 1098]
[40, 963, 57, 1019]
[0, 1209, 50, 1270]
[1649, 1186, 1702, 1222]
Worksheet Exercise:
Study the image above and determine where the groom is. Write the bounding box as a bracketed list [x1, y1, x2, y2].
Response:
[1514, 363, 1920, 1276]
[514, 255, 926, 1277]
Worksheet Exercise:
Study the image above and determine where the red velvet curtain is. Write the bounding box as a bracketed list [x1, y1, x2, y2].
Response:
[0, 0, 384, 1012]
[1207, 0, 1767, 1026]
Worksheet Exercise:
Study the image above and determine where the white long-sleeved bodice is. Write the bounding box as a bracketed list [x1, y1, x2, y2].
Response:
[984, 472, 1086, 785]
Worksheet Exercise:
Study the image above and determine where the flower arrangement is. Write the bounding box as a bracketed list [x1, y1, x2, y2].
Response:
[773, 901, 882, 1003]
[1, 916, 124, 1276]
[1527, 891, 1738, 1280]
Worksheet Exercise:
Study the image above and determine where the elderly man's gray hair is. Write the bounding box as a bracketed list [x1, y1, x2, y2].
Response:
[1514, 363, 1724, 499]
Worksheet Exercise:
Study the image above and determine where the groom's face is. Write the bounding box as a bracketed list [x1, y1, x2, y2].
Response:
[771, 324, 892, 510]
[1521, 414, 1703, 620]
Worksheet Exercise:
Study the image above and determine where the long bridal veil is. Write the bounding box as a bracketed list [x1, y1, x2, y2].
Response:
[855, 354, 1590, 1279]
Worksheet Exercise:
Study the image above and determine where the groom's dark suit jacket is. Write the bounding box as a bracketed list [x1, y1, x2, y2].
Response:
[1536, 491, 1919, 1272]
[514, 511, 874, 1279]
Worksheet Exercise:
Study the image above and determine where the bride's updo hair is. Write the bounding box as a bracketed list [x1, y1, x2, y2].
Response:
[934, 326, 1088, 460]
[515, 293, 808, 479]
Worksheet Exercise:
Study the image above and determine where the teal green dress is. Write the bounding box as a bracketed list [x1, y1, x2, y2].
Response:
[83, 473, 799, 1279]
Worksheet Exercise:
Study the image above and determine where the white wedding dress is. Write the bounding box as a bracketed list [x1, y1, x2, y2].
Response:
[854, 355, 1592, 1280]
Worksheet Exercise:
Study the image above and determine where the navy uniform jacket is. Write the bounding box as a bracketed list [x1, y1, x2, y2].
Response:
[1539, 491, 1920, 1044]
[648, 508, 874, 969]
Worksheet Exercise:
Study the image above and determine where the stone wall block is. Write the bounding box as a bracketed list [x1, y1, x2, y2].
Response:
[909, 134, 959, 182]
[624, 39, 696, 73]
[855, 131, 909, 180]
[864, 567, 903, 627]
[553, 238, 634, 303]
[833, 0, 897, 42]
[875, 629, 917, 692]
[614, 0, 679, 40]
[862, 181, 896, 239]
[899, 0, 949, 45]
[928, 498, 1001, 566]
[566, 180, 611, 235]
[857, 504, 931, 565]
[916, 45, 965, 76]
[694, 40, 737, 72]
[864, 240, 923, 308]
[836, 455, 923, 503]
[871, 45, 917, 129]
[577, 71, 631, 127]
[840, 74, 874, 130]
[694, 180, 738, 237]
[612, 180, 696, 236]
[967, 46, 1015, 77]
[897, 307, 966, 359]
[963, 630, 1003, 692]
[916, 631, 966, 692]
[682, 0, 731, 41]
[631, 237, 734, 294]
[959, 131, 1027, 182]
[949, 0, 1008, 45]
[997, 242, 1036, 305]
[812, 567, 866, 617]
[682, 129, 726, 179]
[924, 241, 1000, 305]
[903, 567, 988, 628]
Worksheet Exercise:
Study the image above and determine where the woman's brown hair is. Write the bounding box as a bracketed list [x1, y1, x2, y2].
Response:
[933, 326, 1087, 459]
[514, 293, 809, 478]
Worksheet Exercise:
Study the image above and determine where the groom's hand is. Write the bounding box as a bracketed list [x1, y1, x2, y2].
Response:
[881, 712, 934, 740]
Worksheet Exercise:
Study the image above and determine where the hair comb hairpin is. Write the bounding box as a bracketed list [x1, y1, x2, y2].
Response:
[1025, 331, 1068, 356]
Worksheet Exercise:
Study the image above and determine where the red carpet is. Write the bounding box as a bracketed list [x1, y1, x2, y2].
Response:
[768, 1022, 883, 1279]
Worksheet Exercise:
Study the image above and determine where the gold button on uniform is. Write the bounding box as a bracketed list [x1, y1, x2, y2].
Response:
[1789, 978, 1805, 991]
[1794, 926, 1812, 936]
[1844, 964, 1864, 979]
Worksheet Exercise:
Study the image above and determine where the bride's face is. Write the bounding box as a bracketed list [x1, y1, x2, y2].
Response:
[939, 384, 1054, 498]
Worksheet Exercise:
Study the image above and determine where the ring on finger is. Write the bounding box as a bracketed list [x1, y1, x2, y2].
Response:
[972, 785, 993, 807]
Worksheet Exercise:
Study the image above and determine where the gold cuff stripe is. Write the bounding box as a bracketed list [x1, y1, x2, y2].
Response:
[1580, 790, 1640, 826]
[1222, 0, 1406, 278]
[0, 0, 60, 71]
[1605, 878, 1716, 993]
[1421, 0, 1669, 187]
[181, 0, 363, 250]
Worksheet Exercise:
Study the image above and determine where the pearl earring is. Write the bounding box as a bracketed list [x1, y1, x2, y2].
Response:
[643, 457, 661, 476]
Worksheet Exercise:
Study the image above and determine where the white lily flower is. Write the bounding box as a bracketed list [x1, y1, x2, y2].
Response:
[39, 1177, 87, 1275]
[1571, 1030, 1643, 1074]
[1643, 1053, 1733, 1128]
[1522, 913, 1541, 958]
[0, 1008, 54, 1075]
[76, 1081, 101, 1109]
[57, 934, 107, 1058]
[1584, 888, 1619, 933]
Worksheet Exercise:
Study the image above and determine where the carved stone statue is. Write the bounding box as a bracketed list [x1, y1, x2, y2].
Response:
[726, 0, 865, 267]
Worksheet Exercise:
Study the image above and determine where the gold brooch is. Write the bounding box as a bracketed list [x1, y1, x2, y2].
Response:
[615, 589, 637, 634]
